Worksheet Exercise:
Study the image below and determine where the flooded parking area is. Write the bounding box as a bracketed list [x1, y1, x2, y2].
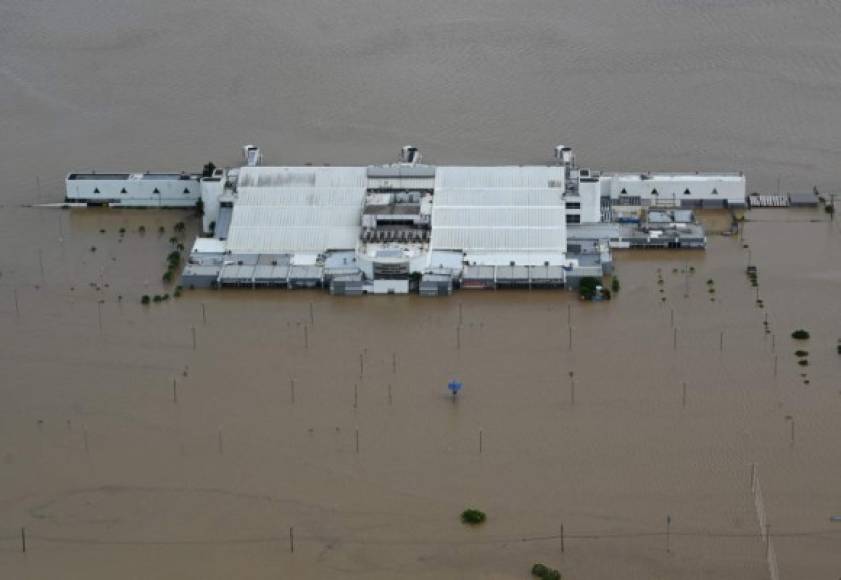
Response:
[1, 205, 839, 579]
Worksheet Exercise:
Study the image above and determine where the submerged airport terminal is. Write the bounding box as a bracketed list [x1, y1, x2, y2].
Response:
[65, 144, 747, 295]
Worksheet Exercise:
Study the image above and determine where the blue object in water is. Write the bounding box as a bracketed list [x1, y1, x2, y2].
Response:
[448, 380, 463, 398]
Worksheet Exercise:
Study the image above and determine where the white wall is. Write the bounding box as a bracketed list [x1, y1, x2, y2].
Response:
[65, 174, 201, 207]
[574, 179, 603, 223]
[606, 174, 746, 207]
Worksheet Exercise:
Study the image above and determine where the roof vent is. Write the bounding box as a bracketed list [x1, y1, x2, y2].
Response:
[242, 145, 263, 167]
[400, 145, 421, 165]
[554, 145, 574, 167]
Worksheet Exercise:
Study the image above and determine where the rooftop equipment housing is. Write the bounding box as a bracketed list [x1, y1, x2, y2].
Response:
[400, 145, 421, 165]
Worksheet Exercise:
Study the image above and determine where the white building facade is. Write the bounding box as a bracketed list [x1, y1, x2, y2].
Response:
[65, 173, 201, 207]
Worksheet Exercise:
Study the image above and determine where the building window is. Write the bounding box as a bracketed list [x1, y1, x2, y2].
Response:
[566, 202, 581, 209]
[684, 188, 691, 195]
[566, 214, 581, 224]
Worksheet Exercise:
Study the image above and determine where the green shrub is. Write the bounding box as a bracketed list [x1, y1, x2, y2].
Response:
[706, 279, 714, 285]
[578, 277, 599, 300]
[174, 221, 186, 233]
[611, 277, 620, 293]
[791, 329, 810, 340]
[153, 295, 162, 303]
[141, 295, 151, 305]
[460, 509, 486, 525]
[158, 226, 166, 234]
[90, 246, 96, 252]
[174, 286, 182, 298]
[794, 350, 808, 357]
[118, 227, 126, 234]
[162, 271, 174, 283]
[837, 344, 841, 355]
[531, 563, 561, 580]
[797, 359, 809, 366]
[826, 205, 835, 214]
[138, 225, 146, 233]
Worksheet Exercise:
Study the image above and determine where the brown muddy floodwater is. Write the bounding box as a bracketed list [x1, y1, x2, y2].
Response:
[1, 205, 840, 579]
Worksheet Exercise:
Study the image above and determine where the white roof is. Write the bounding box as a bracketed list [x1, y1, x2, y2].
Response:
[237, 166, 367, 189]
[191, 238, 226, 254]
[225, 168, 367, 254]
[610, 172, 744, 182]
[435, 166, 565, 189]
[431, 168, 567, 260]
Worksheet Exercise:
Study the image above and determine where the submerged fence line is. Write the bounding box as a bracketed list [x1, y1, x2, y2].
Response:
[752, 463, 781, 580]
[3, 524, 838, 550]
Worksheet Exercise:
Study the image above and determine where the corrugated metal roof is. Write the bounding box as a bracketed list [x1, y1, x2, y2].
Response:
[433, 188, 564, 206]
[433, 207, 565, 228]
[367, 165, 436, 178]
[237, 167, 367, 189]
[234, 188, 365, 206]
[225, 187, 365, 254]
[435, 166, 565, 189]
[434, 228, 564, 251]
[431, 176, 566, 257]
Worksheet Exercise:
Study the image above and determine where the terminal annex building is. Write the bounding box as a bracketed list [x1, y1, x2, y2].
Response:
[66, 145, 747, 295]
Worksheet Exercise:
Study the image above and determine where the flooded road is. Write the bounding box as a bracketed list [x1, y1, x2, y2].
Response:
[1, 205, 840, 579]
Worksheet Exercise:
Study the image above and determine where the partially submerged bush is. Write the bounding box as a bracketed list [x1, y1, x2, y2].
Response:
[141, 295, 150, 305]
[578, 277, 599, 300]
[797, 359, 809, 366]
[460, 509, 486, 526]
[791, 329, 810, 340]
[531, 563, 562, 580]
[794, 350, 808, 357]
[611, 277, 620, 293]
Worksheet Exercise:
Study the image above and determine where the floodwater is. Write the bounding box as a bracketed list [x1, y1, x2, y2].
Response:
[2, 1, 841, 579]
